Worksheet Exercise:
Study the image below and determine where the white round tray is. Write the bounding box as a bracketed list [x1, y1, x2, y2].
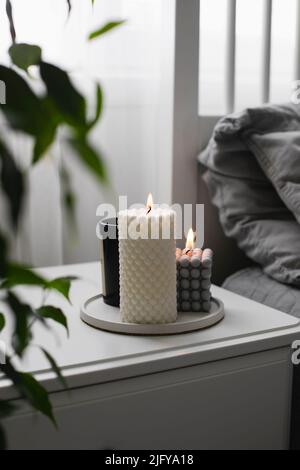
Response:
[80, 295, 224, 336]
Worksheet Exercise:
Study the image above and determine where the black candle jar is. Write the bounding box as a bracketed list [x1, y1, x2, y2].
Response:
[99, 217, 120, 307]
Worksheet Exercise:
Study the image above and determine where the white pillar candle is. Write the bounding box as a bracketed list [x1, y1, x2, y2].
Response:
[118, 200, 177, 324]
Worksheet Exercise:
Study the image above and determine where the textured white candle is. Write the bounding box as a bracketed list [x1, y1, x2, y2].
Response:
[118, 207, 177, 324]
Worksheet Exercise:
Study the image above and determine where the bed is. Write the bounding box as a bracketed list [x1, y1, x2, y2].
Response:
[224, 267, 300, 318]
[198, 102, 300, 449]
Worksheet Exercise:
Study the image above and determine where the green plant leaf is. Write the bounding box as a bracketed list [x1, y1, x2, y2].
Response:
[20, 373, 56, 425]
[40, 348, 68, 388]
[88, 83, 103, 130]
[2, 264, 76, 303]
[6, 292, 33, 357]
[3, 263, 48, 289]
[32, 126, 57, 164]
[0, 400, 17, 419]
[60, 164, 76, 229]
[0, 401, 17, 448]
[0, 66, 58, 162]
[40, 62, 87, 131]
[32, 97, 60, 163]
[0, 401, 18, 450]
[6, 0, 16, 44]
[0, 65, 45, 135]
[0, 359, 56, 425]
[64, 189, 76, 225]
[70, 137, 107, 183]
[0, 313, 5, 332]
[36, 306, 69, 335]
[0, 138, 24, 227]
[88, 20, 126, 41]
[47, 276, 77, 302]
[0, 232, 8, 278]
[9, 43, 42, 72]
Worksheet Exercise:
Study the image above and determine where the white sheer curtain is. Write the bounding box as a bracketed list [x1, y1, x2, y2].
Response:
[0, 0, 164, 267]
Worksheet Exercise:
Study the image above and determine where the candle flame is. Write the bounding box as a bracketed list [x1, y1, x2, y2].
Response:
[186, 228, 195, 250]
[146, 193, 153, 214]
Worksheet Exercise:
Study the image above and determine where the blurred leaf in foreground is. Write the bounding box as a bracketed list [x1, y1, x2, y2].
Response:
[0, 138, 24, 228]
[70, 137, 107, 183]
[9, 43, 42, 72]
[36, 306, 69, 335]
[40, 348, 68, 388]
[88, 20, 126, 41]
[0, 359, 56, 425]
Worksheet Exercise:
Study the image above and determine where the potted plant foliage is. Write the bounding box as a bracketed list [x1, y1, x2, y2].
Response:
[0, 0, 124, 448]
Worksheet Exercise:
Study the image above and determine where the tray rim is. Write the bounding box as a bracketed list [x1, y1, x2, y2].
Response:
[80, 295, 225, 336]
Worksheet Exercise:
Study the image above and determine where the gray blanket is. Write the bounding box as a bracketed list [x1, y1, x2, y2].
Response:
[223, 267, 300, 318]
[199, 103, 300, 286]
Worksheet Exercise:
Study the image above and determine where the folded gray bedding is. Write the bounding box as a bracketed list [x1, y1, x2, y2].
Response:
[200, 102, 300, 287]
[223, 267, 300, 318]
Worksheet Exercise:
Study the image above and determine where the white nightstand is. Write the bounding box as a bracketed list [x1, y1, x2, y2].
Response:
[1, 262, 300, 450]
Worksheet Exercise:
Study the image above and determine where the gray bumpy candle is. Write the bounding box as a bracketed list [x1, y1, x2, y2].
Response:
[191, 290, 201, 301]
[176, 248, 213, 313]
[180, 279, 190, 289]
[181, 290, 190, 301]
[191, 280, 200, 290]
[182, 301, 191, 312]
[180, 268, 190, 278]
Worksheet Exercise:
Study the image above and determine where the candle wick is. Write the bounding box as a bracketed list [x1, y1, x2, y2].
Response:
[146, 207, 152, 215]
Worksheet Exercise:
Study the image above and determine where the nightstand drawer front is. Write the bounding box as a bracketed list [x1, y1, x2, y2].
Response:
[4, 349, 292, 450]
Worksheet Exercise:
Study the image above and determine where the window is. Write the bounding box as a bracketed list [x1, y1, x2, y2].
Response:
[199, 0, 299, 115]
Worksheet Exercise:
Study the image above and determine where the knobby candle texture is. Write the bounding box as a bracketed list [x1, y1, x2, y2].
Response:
[176, 248, 213, 312]
[118, 206, 177, 324]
